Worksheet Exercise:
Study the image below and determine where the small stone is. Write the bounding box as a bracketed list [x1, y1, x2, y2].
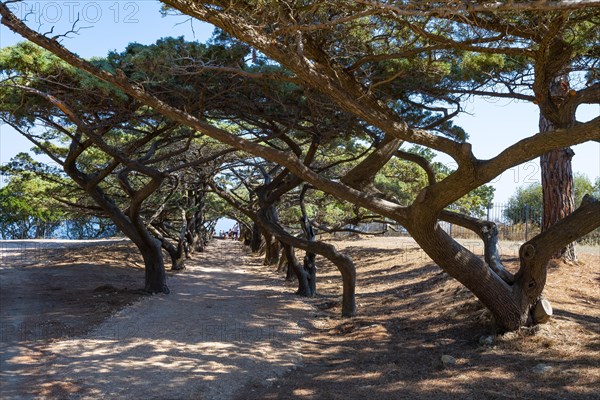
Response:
[500, 331, 518, 341]
[435, 338, 454, 346]
[561, 368, 578, 376]
[478, 335, 494, 346]
[532, 363, 553, 375]
[441, 355, 456, 366]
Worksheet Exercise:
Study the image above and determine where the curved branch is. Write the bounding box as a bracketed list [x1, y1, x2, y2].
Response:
[439, 210, 514, 284]
[395, 150, 436, 185]
[257, 207, 356, 317]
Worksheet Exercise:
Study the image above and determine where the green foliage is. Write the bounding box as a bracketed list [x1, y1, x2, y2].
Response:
[0, 153, 119, 239]
[0, 164, 64, 239]
[458, 53, 507, 84]
[573, 174, 600, 206]
[504, 183, 543, 224]
[453, 185, 495, 218]
[0, 42, 127, 125]
[504, 173, 599, 224]
[375, 157, 429, 206]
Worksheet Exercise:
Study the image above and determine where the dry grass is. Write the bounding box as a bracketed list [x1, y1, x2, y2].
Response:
[246, 236, 600, 400]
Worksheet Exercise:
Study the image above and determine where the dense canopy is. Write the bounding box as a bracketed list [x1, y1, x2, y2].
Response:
[1, 0, 599, 331]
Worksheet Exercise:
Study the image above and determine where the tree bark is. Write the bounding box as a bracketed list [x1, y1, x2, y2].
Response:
[539, 73, 577, 263]
[139, 237, 170, 294]
[299, 189, 317, 296]
[412, 196, 599, 331]
[257, 207, 356, 316]
[281, 242, 314, 295]
[250, 222, 262, 253]
[148, 224, 186, 271]
[540, 145, 576, 262]
[262, 230, 280, 265]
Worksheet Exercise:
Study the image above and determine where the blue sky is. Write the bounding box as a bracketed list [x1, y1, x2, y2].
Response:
[1, 0, 599, 216]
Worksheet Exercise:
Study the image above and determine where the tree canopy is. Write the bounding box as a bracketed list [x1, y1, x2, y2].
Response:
[1, 0, 599, 331]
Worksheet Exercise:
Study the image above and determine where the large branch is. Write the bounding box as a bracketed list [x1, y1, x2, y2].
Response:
[420, 116, 600, 210]
[396, 150, 437, 185]
[518, 195, 600, 272]
[514, 195, 600, 309]
[162, 0, 472, 164]
[256, 206, 356, 317]
[0, 3, 409, 224]
[356, 0, 600, 17]
[340, 134, 403, 193]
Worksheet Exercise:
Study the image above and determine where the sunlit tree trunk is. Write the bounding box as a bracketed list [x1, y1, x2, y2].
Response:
[539, 75, 577, 263]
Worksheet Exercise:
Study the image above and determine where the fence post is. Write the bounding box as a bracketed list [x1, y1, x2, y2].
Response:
[525, 205, 530, 241]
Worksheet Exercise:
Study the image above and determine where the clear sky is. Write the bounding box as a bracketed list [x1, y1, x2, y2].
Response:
[1, 0, 599, 212]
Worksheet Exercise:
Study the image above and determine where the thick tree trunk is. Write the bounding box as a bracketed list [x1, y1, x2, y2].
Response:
[282, 242, 314, 295]
[170, 247, 186, 271]
[539, 74, 577, 263]
[148, 210, 188, 272]
[285, 257, 295, 281]
[163, 242, 186, 271]
[302, 253, 317, 296]
[241, 224, 252, 246]
[257, 208, 356, 316]
[139, 238, 169, 294]
[263, 231, 280, 265]
[412, 196, 600, 331]
[540, 144, 576, 262]
[440, 210, 514, 284]
[410, 223, 523, 331]
[300, 212, 317, 296]
[149, 226, 186, 271]
[250, 222, 262, 253]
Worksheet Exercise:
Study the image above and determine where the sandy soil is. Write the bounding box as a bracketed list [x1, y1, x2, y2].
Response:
[1, 236, 598, 399]
[1, 239, 310, 399]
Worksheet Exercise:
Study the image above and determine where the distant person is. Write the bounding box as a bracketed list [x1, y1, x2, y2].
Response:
[232, 223, 239, 240]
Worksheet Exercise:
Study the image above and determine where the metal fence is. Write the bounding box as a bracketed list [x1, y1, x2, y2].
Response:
[440, 203, 544, 242]
[350, 203, 599, 245]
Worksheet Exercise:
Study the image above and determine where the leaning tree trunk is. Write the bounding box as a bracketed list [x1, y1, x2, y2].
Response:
[256, 207, 356, 317]
[241, 224, 252, 246]
[411, 196, 600, 332]
[282, 242, 314, 295]
[284, 248, 295, 281]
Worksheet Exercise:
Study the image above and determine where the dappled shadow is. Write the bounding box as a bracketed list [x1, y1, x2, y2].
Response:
[1, 238, 598, 399]
[242, 239, 600, 400]
[1, 239, 309, 399]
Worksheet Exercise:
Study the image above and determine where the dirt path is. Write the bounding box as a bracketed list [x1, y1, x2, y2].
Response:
[1, 240, 311, 399]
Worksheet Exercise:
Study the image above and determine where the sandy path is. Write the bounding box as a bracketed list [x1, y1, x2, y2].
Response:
[1, 240, 310, 399]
